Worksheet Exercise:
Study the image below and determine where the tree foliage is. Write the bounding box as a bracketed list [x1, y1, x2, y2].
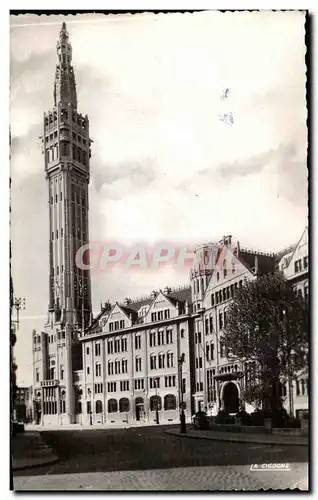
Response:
[223, 271, 308, 416]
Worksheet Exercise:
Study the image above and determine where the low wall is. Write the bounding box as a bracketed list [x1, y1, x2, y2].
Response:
[194, 417, 307, 436]
[208, 424, 270, 434]
[272, 428, 302, 437]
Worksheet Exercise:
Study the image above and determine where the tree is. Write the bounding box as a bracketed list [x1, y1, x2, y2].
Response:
[223, 271, 308, 424]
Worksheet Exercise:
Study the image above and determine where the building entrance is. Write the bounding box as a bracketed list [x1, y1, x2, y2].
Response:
[223, 382, 239, 414]
[135, 397, 144, 421]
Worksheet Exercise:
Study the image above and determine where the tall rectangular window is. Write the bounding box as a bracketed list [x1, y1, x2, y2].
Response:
[219, 313, 223, 330]
[135, 357, 142, 372]
[135, 335, 141, 350]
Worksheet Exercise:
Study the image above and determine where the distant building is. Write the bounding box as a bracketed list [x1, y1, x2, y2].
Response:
[15, 386, 33, 422]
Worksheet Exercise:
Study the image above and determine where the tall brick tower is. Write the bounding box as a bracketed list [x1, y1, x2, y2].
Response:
[32, 22, 92, 425]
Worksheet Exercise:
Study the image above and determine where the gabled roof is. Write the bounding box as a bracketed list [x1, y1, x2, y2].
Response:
[88, 305, 113, 331]
[275, 243, 297, 265]
[283, 226, 308, 268]
[168, 286, 191, 305]
[121, 298, 152, 313]
[238, 249, 276, 276]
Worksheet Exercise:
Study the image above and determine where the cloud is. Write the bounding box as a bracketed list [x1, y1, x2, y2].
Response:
[93, 159, 157, 194]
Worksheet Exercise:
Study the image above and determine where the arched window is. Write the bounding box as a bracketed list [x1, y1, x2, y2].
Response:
[114, 359, 120, 375]
[122, 358, 128, 373]
[164, 394, 176, 410]
[209, 315, 213, 333]
[108, 399, 118, 413]
[158, 352, 165, 369]
[150, 395, 162, 411]
[166, 351, 174, 368]
[108, 361, 113, 375]
[95, 400, 102, 414]
[223, 260, 227, 278]
[119, 398, 130, 413]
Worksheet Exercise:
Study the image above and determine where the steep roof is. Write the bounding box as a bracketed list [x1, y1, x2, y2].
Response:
[275, 243, 297, 265]
[168, 286, 191, 305]
[238, 249, 276, 276]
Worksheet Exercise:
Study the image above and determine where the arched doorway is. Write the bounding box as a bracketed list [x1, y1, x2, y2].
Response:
[135, 397, 144, 421]
[223, 382, 239, 414]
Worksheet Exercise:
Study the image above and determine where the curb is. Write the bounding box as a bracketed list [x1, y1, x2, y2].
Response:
[165, 430, 308, 447]
[12, 431, 60, 472]
[12, 456, 59, 472]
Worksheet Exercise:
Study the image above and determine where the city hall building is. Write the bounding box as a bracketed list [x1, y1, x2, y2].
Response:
[32, 23, 308, 427]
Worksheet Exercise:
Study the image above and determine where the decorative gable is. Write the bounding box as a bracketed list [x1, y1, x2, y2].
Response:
[101, 303, 133, 334]
[283, 227, 308, 280]
[145, 291, 178, 322]
[203, 247, 254, 308]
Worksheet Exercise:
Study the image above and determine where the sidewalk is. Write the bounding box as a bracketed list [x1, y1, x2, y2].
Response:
[165, 428, 308, 446]
[13, 463, 308, 491]
[25, 420, 180, 432]
[11, 431, 59, 471]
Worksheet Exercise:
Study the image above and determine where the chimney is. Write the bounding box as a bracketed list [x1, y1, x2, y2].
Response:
[185, 300, 189, 315]
[124, 297, 132, 305]
[254, 255, 259, 276]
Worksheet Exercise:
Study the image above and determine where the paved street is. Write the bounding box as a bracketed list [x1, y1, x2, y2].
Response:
[13, 425, 308, 490]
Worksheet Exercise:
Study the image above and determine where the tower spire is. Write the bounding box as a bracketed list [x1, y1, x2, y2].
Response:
[54, 21, 77, 108]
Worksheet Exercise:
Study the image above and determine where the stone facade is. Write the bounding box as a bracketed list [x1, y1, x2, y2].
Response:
[78, 288, 194, 425]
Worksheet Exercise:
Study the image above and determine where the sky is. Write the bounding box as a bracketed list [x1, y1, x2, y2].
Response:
[10, 11, 308, 385]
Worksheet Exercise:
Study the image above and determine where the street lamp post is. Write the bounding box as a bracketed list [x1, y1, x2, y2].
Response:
[88, 388, 93, 426]
[155, 377, 159, 424]
[178, 354, 187, 434]
[12, 297, 26, 330]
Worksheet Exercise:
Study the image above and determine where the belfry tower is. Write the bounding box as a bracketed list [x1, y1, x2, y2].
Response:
[32, 23, 92, 425]
[46, 22, 92, 326]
